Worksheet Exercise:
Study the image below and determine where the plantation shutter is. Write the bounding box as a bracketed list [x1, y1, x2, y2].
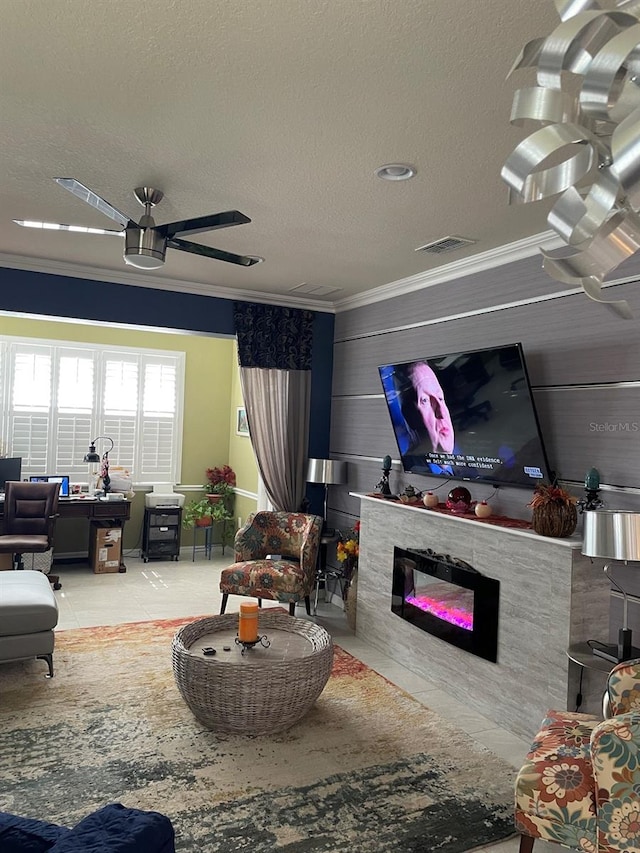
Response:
[55, 349, 95, 475]
[9, 344, 51, 472]
[140, 357, 179, 481]
[0, 335, 184, 485]
[103, 355, 139, 471]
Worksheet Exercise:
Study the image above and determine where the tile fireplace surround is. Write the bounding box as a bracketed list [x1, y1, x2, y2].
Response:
[355, 493, 611, 739]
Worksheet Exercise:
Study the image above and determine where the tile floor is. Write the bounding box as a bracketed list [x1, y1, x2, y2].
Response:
[51, 549, 554, 853]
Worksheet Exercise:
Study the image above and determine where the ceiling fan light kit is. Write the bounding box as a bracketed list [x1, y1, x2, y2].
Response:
[14, 178, 261, 270]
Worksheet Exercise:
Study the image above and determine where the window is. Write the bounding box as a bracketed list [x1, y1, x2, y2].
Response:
[0, 336, 185, 485]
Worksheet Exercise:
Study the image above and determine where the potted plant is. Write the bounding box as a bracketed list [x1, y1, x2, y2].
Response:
[182, 498, 214, 528]
[204, 465, 236, 515]
[336, 521, 360, 629]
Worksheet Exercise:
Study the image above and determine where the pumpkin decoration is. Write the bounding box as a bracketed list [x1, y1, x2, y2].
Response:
[475, 500, 492, 518]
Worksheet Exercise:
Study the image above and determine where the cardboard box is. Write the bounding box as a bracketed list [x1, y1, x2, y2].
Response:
[0, 552, 13, 570]
[89, 522, 122, 573]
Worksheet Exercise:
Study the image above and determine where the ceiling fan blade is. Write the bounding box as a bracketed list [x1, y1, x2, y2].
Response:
[13, 219, 124, 236]
[54, 178, 133, 229]
[167, 237, 261, 266]
[159, 210, 251, 239]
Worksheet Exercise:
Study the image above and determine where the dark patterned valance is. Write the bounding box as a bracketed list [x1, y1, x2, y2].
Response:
[234, 302, 314, 370]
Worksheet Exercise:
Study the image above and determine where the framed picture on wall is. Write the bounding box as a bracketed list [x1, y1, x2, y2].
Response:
[236, 406, 249, 436]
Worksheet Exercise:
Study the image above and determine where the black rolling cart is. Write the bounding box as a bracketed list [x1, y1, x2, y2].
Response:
[141, 506, 182, 562]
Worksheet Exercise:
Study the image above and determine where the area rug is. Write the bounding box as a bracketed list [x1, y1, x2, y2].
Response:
[0, 618, 517, 852]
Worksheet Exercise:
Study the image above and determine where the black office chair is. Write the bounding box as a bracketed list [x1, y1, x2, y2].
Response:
[0, 481, 61, 589]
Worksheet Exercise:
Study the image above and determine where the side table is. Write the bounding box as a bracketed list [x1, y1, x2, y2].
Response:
[171, 611, 334, 734]
[192, 523, 212, 561]
[566, 642, 614, 714]
[313, 531, 342, 615]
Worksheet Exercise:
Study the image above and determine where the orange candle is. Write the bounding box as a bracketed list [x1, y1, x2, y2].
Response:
[238, 601, 259, 643]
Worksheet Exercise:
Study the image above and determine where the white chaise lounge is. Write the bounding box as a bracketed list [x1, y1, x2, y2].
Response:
[0, 570, 58, 677]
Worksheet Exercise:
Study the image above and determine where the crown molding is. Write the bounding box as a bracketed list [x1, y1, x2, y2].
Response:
[334, 230, 564, 312]
[0, 252, 335, 313]
[0, 230, 567, 316]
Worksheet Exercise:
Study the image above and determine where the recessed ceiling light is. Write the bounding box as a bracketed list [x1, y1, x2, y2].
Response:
[375, 163, 416, 181]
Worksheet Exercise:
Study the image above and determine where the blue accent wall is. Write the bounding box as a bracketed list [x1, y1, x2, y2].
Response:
[0, 266, 335, 489]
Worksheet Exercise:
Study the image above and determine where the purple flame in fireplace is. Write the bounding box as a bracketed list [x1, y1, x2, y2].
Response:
[405, 592, 473, 631]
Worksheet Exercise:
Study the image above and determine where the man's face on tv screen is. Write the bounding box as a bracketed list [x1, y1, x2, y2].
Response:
[409, 362, 455, 454]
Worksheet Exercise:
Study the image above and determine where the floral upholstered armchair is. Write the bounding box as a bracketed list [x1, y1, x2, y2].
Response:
[515, 658, 640, 853]
[219, 511, 323, 616]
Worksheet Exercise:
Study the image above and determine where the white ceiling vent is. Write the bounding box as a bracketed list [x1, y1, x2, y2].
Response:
[415, 235, 477, 255]
[289, 282, 341, 296]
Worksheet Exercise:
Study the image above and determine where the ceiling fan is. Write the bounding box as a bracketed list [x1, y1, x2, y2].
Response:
[13, 178, 262, 270]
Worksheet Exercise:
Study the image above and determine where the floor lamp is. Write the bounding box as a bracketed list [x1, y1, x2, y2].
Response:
[582, 509, 640, 663]
[306, 458, 348, 533]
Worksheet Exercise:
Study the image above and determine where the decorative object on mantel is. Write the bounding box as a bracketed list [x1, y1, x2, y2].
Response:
[501, 1, 640, 320]
[446, 486, 472, 514]
[474, 500, 492, 519]
[577, 467, 604, 513]
[529, 483, 578, 538]
[366, 492, 534, 530]
[423, 491, 439, 508]
[375, 455, 393, 497]
[399, 485, 422, 505]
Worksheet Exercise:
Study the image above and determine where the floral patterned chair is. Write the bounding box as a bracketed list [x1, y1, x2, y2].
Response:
[219, 511, 323, 616]
[515, 658, 640, 853]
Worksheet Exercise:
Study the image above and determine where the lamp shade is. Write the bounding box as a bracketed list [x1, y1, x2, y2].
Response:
[583, 510, 640, 561]
[306, 458, 348, 485]
[83, 444, 101, 463]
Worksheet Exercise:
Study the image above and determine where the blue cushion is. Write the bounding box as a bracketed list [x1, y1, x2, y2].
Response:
[51, 804, 175, 853]
[0, 811, 68, 853]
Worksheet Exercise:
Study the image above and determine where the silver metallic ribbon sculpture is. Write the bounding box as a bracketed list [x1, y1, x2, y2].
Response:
[501, 0, 640, 319]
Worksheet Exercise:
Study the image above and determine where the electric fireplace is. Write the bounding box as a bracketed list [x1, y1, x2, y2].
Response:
[392, 546, 500, 662]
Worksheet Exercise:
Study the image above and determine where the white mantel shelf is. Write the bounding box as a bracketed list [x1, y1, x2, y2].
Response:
[353, 492, 583, 547]
[353, 493, 610, 739]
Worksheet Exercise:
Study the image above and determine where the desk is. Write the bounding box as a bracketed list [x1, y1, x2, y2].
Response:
[0, 498, 132, 572]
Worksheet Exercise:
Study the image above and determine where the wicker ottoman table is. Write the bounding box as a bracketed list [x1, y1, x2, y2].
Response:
[171, 610, 334, 735]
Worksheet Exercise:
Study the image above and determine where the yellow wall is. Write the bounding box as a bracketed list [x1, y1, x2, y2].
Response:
[1, 315, 258, 554]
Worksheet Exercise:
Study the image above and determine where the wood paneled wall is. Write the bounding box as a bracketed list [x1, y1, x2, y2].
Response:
[328, 254, 640, 639]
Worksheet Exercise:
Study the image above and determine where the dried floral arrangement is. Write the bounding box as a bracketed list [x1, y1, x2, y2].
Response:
[528, 483, 577, 509]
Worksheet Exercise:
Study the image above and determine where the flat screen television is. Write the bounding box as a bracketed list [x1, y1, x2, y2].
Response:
[378, 343, 552, 488]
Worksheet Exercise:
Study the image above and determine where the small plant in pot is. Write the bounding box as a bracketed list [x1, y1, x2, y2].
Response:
[182, 498, 214, 528]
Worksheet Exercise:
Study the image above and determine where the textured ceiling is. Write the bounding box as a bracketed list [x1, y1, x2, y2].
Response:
[0, 0, 561, 310]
